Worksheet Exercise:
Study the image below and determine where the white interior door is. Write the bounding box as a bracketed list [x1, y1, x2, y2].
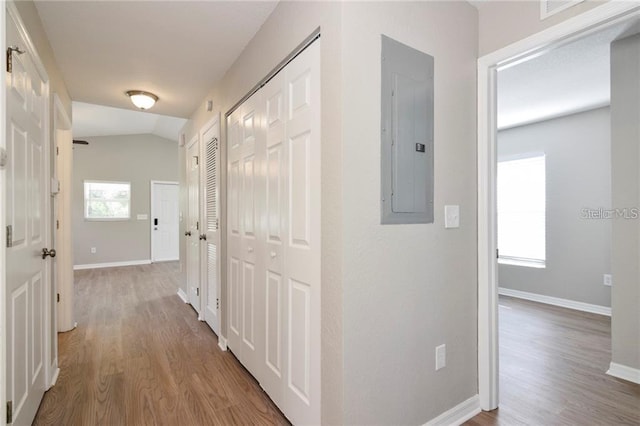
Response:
[151, 181, 179, 262]
[186, 136, 201, 315]
[201, 117, 221, 336]
[226, 39, 320, 425]
[6, 7, 52, 424]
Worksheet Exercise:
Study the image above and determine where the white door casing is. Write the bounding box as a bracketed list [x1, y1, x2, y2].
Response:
[53, 94, 73, 335]
[186, 136, 201, 315]
[226, 39, 321, 425]
[151, 181, 179, 262]
[5, 3, 53, 424]
[200, 116, 221, 336]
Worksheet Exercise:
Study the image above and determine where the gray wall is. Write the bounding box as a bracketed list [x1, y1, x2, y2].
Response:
[341, 2, 478, 424]
[498, 107, 612, 307]
[610, 34, 640, 371]
[73, 134, 178, 266]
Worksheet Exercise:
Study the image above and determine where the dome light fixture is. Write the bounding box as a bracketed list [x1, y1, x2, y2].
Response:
[126, 90, 158, 110]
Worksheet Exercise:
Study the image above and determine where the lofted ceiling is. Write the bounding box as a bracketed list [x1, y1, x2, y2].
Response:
[498, 22, 639, 129]
[34, 0, 279, 118]
[72, 102, 187, 141]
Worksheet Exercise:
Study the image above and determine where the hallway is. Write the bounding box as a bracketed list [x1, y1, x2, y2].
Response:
[33, 263, 289, 425]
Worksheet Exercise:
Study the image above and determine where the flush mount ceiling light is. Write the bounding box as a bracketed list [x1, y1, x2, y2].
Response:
[126, 90, 158, 110]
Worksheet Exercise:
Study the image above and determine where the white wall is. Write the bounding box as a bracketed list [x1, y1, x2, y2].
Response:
[341, 2, 478, 423]
[73, 134, 178, 266]
[498, 108, 612, 307]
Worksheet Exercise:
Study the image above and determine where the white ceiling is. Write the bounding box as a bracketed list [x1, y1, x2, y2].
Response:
[72, 101, 187, 141]
[35, 1, 279, 118]
[498, 23, 637, 129]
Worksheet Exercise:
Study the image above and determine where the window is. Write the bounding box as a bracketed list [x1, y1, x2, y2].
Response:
[497, 154, 546, 267]
[84, 181, 131, 220]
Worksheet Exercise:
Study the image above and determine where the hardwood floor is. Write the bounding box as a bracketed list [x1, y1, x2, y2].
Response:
[34, 262, 289, 426]
[466, 296, 640, 426]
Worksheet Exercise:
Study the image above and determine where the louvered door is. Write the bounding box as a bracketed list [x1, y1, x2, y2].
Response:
[201, 115, 221, 336]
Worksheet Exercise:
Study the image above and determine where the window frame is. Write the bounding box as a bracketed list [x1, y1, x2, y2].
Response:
[83, 180, 132, 221]
[497, 153, 546, 268]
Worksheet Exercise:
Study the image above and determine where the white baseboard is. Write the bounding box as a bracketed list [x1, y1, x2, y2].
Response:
[607, 362, 640, 384]
[177, 288, 189, 303]
[218, 336, 228, 351]
[499, 287, 611, 316]
[49, 367, 60, 388]
[425, 394, 480, 426]
[73, 259, 151, 270]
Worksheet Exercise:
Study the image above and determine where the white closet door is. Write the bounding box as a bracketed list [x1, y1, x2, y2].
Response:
[201, 117, 221, 336]
[226, 39, 320, 425]
[282, 40, 321, 425]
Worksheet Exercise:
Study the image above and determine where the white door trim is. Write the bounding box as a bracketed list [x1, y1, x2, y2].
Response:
[477, 1, 640, 411]
[1, 1, 7, 422]
[150, 180, 179, 262]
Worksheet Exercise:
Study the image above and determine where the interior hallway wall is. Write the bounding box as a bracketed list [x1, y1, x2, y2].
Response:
[73, 134, 178, 266]
[181, 2, 344, 422]
[498, 107, 612, 308]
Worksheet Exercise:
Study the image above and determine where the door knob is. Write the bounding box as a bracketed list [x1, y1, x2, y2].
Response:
[185, 231, 192, 236]
[199, 234, 207, 241]
[42, 248, 56, 259]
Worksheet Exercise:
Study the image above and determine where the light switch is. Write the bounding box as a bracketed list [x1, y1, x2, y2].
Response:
[444, 205, 460, 229]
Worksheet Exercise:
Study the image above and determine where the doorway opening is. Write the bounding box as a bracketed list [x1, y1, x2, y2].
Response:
[478, 1, 640, 413]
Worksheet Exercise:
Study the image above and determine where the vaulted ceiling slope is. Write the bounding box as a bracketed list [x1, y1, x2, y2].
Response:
[34, 1, 279, 118]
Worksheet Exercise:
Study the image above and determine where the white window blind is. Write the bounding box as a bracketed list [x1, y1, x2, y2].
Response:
[497, 154, 546, 266]
[84, 181, 131, 220]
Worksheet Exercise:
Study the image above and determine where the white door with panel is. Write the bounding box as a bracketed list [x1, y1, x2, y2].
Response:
[151, 182, 179, 262]
[6, 7, 52, 425]
[186, 136, 201, 315]
[227, 40, 320, 425]
[200, 117, 221, 336]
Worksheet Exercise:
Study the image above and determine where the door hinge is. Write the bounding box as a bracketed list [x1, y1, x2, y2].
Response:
[7, 400, 12, 424]
[215, 219, 219, 230]
[57, 293, 60, 303]
[196, 221, 199, 231]
[216, 298, 219, 310]
[56, 220, 60, 230]
[6, 225, 12, 248]
[196, 288, 200, 297]
[6, 46, 25, 73]
[496, 248, 499, 259]
[56, 146, 59, 156]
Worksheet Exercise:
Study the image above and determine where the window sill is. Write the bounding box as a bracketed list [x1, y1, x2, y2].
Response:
[498, 257, 546, 269]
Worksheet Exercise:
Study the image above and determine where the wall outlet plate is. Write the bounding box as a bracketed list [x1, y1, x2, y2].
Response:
[604, 274, 612, 287]
[435, 344, 446, 370]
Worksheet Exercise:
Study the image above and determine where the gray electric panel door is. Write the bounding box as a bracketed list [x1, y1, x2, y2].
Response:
[381, 35, 434, 224]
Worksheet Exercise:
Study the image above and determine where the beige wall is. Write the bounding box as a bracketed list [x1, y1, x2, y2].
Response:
[341, 2, 478, 423]
[180, 2, 344, 422]
[73, 134, 178, 266]
[476, 0, 610, 55]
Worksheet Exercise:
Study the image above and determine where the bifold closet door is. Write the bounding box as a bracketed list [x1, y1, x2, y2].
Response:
[227, 39, 320, 425]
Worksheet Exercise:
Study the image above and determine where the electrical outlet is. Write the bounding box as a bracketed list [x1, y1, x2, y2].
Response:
[604, 274, 612, 287]
[90, 247, 96, 254]
[435, 344, 446, 370]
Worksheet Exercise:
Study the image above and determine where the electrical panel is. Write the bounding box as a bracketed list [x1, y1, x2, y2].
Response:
[381, 35, 434, 224]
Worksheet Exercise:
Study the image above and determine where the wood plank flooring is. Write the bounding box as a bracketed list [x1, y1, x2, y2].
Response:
[34, 262, 289, 426]
[466, 296, 640, 425]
